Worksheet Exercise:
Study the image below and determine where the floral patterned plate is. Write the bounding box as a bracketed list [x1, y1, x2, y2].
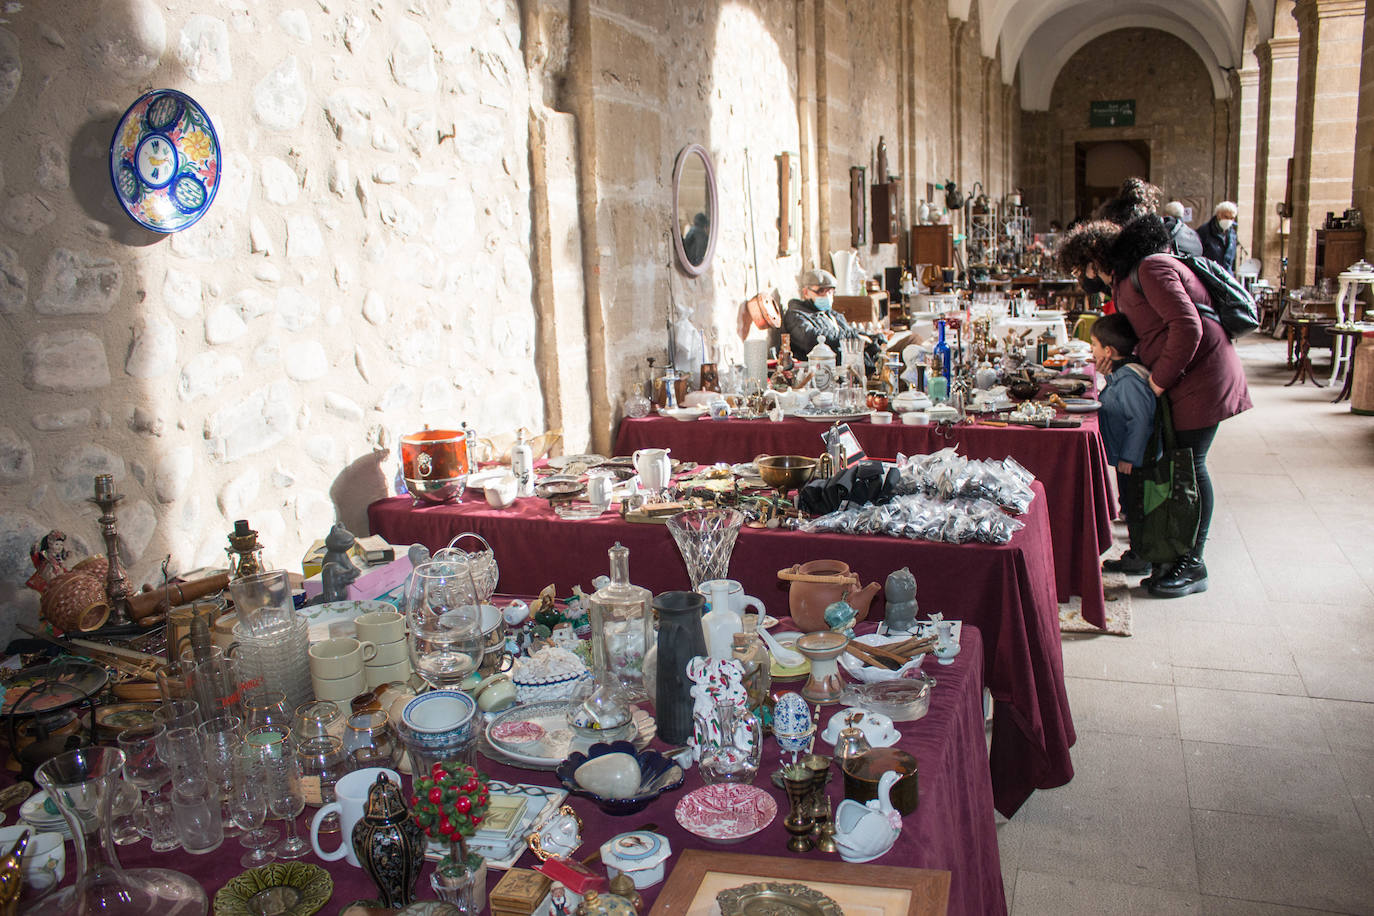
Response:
[109, 89, 221, 233]
[673, 784, 777, 844]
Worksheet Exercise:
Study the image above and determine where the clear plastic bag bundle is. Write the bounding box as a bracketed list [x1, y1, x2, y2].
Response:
[891, 449, 1035, 514]
[801, 493, 1024, 545]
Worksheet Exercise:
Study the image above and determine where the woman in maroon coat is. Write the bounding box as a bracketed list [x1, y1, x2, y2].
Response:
[1059, 215, 1252, 597]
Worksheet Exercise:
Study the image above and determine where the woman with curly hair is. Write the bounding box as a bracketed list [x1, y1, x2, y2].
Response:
[1059, 214, 1252, 597]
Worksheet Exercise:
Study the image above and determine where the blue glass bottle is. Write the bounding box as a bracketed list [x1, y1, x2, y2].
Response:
[930, 319, 951, 402]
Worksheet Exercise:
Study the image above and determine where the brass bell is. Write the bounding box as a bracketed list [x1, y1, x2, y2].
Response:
[832, 712, 871, 765]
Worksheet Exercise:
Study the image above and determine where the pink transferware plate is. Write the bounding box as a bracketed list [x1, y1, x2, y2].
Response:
[673, 784, 777, 844]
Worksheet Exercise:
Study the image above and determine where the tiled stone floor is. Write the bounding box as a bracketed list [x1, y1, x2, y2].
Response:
[998, 336, 1374, 915]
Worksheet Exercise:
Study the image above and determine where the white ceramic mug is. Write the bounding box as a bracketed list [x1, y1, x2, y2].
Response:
[368, 638, 409, 667]
[586, 471, 614, 512]
[632, 448, 671, 491]
[309, 637, 378, 680]
[309, 766, 401, 866]
[312, 669, 367, 703]
[354, 611, 406, 645]
[694, 579, 766, 618]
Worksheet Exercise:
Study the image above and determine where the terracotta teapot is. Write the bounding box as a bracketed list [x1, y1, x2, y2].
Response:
[776, 560, 880, 632]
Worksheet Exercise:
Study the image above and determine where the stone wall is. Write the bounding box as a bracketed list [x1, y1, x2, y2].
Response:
[0, 0, 545, 631]
[1019, 28, 1219, 230]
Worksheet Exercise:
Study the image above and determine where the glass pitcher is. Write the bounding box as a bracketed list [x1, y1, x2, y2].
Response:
[695, 700, 762, 786]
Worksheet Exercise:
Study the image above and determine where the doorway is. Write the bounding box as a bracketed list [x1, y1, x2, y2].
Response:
[1074, 140, 1150, 221]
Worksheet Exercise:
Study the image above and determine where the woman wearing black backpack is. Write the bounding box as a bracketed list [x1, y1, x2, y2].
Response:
[1059, 215, 1252, 597]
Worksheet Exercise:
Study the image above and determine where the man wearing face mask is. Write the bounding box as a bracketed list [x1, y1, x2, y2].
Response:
[782, 268, 878, 372]
[1197, 202, 1239, 275]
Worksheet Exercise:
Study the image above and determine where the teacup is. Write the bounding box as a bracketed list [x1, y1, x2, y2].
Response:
[364, 660, 413, 690]
[354, 611, 405, 645]
[0, 827, 65, 893]
[368, 638, 409, 667]
[309, 767, 400, 866]
[309, 637, 378, 680]
[312, 669, 368, 703]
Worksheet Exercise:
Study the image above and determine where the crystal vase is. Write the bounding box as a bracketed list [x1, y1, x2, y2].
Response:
[666, 508, 744, 588]
[29, 746, 208, 915]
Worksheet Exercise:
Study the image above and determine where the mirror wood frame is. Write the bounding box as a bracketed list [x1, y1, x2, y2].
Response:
[672, 143, 718, 277]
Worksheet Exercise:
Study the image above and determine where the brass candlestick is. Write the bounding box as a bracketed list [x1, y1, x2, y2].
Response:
[88, 474, 132, 626]
[781, 763, 815, 853]
[226, 519, 264, 580]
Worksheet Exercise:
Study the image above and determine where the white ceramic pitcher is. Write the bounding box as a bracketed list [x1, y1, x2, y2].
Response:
[632, 448, 672, 492]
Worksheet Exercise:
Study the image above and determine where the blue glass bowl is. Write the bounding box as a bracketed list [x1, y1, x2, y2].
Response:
[555, 741, 685, 816]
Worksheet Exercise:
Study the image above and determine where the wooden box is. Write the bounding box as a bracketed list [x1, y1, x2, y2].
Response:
[1315, 228, 1366, 283]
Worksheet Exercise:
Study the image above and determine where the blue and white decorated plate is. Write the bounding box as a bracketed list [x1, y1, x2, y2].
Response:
[108, 89, 221, 233]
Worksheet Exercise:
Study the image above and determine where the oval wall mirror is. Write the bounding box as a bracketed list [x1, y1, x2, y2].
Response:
[672, 144, 717, 276]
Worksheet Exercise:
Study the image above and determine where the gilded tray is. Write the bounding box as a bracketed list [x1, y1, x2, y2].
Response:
[214, 862, 332, 916]
[717, 882, 842, 916]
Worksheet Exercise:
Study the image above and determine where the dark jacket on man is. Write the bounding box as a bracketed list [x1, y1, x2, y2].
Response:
[1197, 218, 1238, 274]
[781, 299, 877, 373]
[1163, 216, 1204, 258]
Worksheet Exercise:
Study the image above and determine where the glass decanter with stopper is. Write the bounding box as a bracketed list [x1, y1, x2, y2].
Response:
[732, 616, 772, 720]
[587, 543, 654, 704]
[30, 746, 208, 915]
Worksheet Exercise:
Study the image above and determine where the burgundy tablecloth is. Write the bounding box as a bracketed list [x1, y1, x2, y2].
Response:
[614, 414, 1115, 627]
[22, 627, 1001, 915]
[367, 483, 1074, 817]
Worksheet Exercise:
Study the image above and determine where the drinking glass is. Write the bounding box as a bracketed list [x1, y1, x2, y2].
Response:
[110, 775, 144, 845]
[405, 562, 484, 689]
[118, 724, 170, 795]
[342, 709, 398, 768]
[155, 660, 195, 706]
[230, 745, 278, 867]
[145, 784, 181, 852]
[248, 726, 309, 859]
[153, 699, 201, 731]
[188, 653, 247, 721]
[156, 724, 207, 782]
[296, 735, 353, 834]
[199, 715, 244, 836]
[243, 690, 292, 732]
[170, 772, 224, 854]
[229, 569, 296, 635]
[292, 700, 343, 743]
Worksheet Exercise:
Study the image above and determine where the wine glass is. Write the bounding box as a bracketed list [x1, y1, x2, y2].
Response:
[244, 690, 292, 732]
[296, 735, 353, 834]
[230, 744, 278, 867]
[248, 726, 309, 859]
[153, 699, 201, 731]
[405, 562, 484, 689]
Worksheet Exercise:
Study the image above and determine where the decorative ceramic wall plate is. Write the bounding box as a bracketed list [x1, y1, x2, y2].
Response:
[673, 784, 777, 844]
[109, 89, 221, 233]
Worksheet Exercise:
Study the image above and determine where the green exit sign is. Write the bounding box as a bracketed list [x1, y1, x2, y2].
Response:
[1090, 100, 1135, 127]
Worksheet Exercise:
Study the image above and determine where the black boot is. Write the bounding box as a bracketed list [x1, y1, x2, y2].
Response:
[1103, 550, 1152, 576]
[1147, 552, 1208, 598]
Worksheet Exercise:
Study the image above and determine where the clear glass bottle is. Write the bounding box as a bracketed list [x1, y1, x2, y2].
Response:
[732, 617, 771, 719]
[588, 543, 654, 703]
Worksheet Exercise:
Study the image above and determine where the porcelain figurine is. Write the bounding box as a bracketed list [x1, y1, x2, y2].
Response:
[823, 591, 857, 636]
[687, 656, 749, 764]
[883, 568, 918, 633]
[352, 773, 426, 907]
[319, 523, 361, 603]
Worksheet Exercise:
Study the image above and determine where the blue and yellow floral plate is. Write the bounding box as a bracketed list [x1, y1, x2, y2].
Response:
[109, 88, 221, 233]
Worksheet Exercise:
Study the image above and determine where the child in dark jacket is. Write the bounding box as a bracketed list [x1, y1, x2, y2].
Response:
[1092, 313, 1158, 577]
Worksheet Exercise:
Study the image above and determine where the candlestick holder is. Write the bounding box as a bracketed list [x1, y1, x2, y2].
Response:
[780, 763, 814, 853]
[226, 520, 265, 580]
[87, 475, 132, 627]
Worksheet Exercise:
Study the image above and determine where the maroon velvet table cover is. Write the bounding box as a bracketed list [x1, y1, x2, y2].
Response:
[614, 413, 1115, 627]
[88, 626, 1002, 916]
[366, 482, 1074, 817]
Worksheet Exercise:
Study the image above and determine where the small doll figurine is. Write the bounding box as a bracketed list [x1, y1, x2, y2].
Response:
[550, 884, 571, 916]
[319, 523, 361, 603]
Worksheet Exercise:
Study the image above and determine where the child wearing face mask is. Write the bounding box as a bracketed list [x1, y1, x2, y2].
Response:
[1091, 313, 1159, 578]
[1198, 202, 1239, 275]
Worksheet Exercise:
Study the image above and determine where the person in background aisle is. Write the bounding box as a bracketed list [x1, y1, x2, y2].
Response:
[1197, 202, 1239, 274]
[1058, 214, 1252, 598]
[1090, 314, 1157, 578]
[782, 268, 878, 372]
[1161, 201, 1205, 258]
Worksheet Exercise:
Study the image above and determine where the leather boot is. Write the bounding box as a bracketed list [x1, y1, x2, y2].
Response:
[1147, 552, 1208, 598]
[1102, 550, 1151, 576]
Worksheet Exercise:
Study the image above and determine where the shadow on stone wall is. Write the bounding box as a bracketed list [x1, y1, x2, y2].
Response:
[69, 116, 165, 249]
[329, 450, 391, 540]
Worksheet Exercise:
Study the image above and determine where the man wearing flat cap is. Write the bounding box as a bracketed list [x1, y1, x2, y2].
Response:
[782, 268, 878, 372]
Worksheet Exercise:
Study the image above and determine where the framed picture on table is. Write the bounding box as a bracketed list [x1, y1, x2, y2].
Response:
[649, 850, 950, 916]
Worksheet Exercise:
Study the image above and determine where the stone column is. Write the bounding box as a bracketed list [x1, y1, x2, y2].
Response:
[1289, 0, 1366, 286]
[1252, 35, 1301, 281]
[1352, 0, 1374, 261]
[1235, 65, 1261, 259]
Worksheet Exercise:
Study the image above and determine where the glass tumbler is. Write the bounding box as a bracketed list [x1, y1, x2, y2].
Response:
[229, 569, 296, 634]
[199, 715, 244, 836]
[170, 772, 224, 854]
[296, 735, 352, 834]
[342, 709, 398, 768]
[153, 699, 201, 731]
[243, 690, 292, 732]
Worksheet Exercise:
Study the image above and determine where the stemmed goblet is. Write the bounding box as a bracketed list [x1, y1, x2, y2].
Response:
[117, 723, 176, 850]
[229, 744, 278, 867]
[405, 561, 484, 690]
[247, 726, 309, 859]
[199, 715, 244, 836]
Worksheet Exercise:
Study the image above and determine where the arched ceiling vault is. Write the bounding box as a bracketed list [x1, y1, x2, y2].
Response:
[948, 0, 1276, 110]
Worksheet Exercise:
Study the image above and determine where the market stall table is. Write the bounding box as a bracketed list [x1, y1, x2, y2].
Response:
[614, 413, 1114, 628]
[13, 624, 993, 915]
[368, 483, 1073, 817]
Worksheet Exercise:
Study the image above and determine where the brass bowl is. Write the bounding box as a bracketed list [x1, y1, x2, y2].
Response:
[756, 455, 818, 494]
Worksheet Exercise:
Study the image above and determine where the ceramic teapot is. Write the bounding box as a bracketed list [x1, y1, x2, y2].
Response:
[833, 770, 902, 863]
[776, 560, 881, 632]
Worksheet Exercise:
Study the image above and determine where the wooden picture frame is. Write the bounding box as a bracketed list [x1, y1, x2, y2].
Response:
[648, 849, 950, 916]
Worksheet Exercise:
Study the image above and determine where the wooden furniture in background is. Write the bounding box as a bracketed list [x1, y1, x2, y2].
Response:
[833, 291, 888, 324]
[871, 181, 901, 244]
[910, 224, 953, 268]
[1315, 228, 1366, 283]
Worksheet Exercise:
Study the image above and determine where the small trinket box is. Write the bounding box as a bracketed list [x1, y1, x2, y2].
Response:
[491, 868, 552, 916]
